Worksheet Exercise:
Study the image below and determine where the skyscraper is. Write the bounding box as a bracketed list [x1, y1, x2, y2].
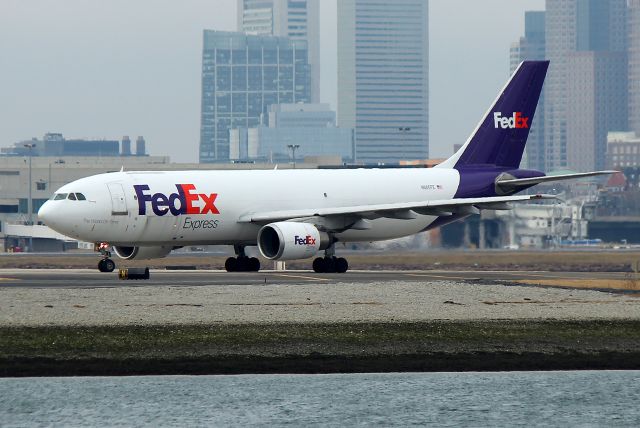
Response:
[237, 0, 320, 103]
[545, 0, 627, 171]
[566, 51, 627, 171]
[337, 0, 429, 164]
[629, 0, 640, 134]
[510, 11, 546, 171]
[199, 31, 310, 163]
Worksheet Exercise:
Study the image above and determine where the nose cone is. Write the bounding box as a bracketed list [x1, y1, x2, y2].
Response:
[38, 201, 60, 230]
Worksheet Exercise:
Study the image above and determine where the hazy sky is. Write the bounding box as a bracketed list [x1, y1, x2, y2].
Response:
[0, 0, 544, 162]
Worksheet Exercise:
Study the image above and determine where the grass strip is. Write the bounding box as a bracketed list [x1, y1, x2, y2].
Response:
[2, 320, 640, 375]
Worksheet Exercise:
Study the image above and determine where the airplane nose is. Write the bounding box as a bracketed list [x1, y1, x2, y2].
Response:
[38, 201, 56, 227]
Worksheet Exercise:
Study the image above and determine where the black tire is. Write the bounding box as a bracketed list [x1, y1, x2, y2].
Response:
[324, 257, 336, 273]
[225, 257, 237, 272]
[236, 257, 249, 272]
[97, 259, 107, 272]
[312, 257, 325, 273]
[249, 257, 261, 272]
[335, 257, 348, 273]
[103, 259, 116, 272]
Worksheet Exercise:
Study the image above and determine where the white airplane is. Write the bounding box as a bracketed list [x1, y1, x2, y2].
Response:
[38, 61, 613, 273]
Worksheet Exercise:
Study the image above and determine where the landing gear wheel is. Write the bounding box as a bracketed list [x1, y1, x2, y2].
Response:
[225, 257, 238, 272]
[335, 257, 348, 273]
[313, 256, 348, 273]
[313, 257, 325, 273]
[324, 257, 336, 273]
[236, 257, 249, 272]
[248, 257, 261, 272]
[98, 258, 116, 273]
[226, 256, 261, 272]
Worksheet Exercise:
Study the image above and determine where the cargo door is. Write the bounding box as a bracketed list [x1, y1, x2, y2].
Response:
[107, 183, 128, 215]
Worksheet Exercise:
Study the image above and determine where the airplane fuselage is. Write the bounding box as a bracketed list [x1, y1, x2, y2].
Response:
[40, 168, 461, 246]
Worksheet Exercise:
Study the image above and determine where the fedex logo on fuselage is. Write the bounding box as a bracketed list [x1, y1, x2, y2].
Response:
[295, 235, 316, 246]
[134, 184, 219, 216]
[493, 112, 529, 129]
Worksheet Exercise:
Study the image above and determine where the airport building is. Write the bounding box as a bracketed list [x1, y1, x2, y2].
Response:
[229, 103, 353, 162]
[544, 0, 628, 172]
[510, 11, 546, 171]
[237, 0, 320, 103]
[1, 133, 146, 158]
[337, 0, 429, 164]
[199, 30, 311, 163]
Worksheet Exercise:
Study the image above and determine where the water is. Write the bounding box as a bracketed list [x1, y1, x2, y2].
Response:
[1, 371, 639, 427]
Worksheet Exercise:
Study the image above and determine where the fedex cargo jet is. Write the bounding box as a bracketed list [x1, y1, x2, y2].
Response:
[37, 61, 613, 273]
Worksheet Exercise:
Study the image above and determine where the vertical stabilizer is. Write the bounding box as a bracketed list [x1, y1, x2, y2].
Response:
[436, 61, 549, 169]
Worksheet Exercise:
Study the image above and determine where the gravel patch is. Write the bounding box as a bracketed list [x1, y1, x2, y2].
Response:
[1, 279, 639, 327]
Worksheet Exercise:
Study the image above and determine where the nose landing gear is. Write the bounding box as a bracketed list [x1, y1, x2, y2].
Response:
[225, 245, 261, 272]
[96, 242, 116, 273]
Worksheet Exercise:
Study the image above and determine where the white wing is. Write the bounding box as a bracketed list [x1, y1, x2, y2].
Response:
[238, 194, 555, 224]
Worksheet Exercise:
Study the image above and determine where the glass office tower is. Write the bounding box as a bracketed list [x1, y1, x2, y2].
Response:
[199, 31, 310, 163]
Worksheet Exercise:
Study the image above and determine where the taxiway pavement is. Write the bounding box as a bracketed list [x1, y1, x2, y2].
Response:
[0, 268, 635, 289]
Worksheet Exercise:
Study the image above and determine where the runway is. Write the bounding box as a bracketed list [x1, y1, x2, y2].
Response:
[0, 268, 636, 291]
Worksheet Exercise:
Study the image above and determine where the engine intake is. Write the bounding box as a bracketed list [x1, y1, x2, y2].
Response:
[257, 222, 330, 261]
[112, 245, 174, 260]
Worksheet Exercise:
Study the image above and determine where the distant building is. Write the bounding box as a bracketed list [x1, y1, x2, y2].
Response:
[607, 131, 640, 169]
[566, 51, 628, 171]
[629, 0, 640, 134]
[337, 0, 429, 164]
[237, 0, 320, 103]
[199, 31, 311, 163]
[510, 11, 546, 171]
[0, 133, 143, 157]
[267, 103, 334, 128]
[544, 0, 627, 171]
[230, 103, 353, 162]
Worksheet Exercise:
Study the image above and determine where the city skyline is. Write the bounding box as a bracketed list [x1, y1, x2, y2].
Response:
[0, 0, 544, 163]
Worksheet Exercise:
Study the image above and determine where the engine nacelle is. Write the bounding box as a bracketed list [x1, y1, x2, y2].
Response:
[258, 222, 330, 261]
[112, 245, 174, 260]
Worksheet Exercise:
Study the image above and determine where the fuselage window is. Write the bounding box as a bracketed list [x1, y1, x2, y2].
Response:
[76, 193, 86, 200]
[68, 193, 77, 201]
[53, 193, 68, 200]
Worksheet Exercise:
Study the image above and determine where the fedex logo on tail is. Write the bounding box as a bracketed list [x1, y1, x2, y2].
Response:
[295, 235, 316, 246]
[134, 184, 219, 216]
[494, 112, 529, 129]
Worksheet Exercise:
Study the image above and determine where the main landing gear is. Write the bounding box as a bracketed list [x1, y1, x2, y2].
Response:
[225, 245, 261, 272]
[96, 242, 116, 273]
[312, 245, 349, 273]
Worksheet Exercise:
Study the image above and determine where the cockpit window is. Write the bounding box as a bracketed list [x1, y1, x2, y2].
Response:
[51, 192, 86, 201]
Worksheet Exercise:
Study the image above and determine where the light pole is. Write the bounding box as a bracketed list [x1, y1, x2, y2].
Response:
[287, 144, 300, 169]
[24, 143, 36, 252]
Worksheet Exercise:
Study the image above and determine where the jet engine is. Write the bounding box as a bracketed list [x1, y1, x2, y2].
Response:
[257, 222, 331, 261]
[112, 245, 174, 260]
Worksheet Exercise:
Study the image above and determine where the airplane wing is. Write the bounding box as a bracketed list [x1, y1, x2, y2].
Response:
[496, 170, 616, 191]
[238, 193, 555, 224]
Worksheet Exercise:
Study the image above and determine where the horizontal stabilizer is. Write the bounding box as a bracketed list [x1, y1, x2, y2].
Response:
[496, 170, 617, 190]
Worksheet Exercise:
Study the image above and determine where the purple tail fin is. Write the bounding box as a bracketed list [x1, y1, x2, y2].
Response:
[436, 61, 549, 170]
